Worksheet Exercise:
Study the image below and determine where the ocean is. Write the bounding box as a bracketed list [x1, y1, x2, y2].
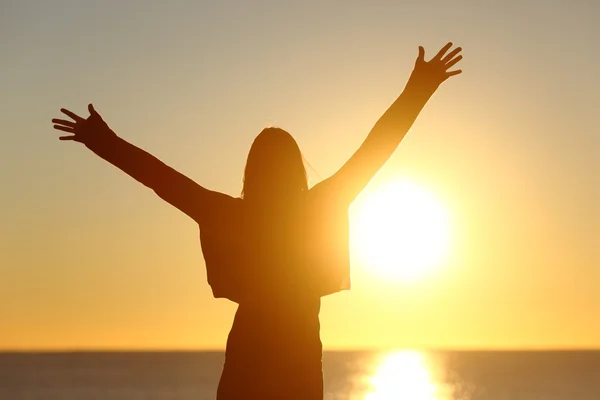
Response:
[0, 350, 598, 399]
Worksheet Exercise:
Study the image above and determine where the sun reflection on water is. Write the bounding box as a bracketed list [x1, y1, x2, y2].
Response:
[365, 350, 448, 400]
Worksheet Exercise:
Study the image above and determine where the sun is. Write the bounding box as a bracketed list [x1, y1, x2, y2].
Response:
[351, 179, 451, 281]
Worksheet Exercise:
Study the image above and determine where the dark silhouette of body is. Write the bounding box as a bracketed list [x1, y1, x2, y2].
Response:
[52, 43, 462, 400]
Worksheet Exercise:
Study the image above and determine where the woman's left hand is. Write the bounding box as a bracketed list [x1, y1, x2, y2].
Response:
[52, 104, 115, 146]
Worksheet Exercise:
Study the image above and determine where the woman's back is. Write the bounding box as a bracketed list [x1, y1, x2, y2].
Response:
[212, 196, 327, 400]
[200, 187, 351, 306]
[218, 292, 323, 399]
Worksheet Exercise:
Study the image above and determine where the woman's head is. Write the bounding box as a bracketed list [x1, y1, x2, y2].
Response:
[242, 127, 308, 202]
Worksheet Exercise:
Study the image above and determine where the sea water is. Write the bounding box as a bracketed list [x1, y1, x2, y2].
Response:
[0, 350, 599, 400]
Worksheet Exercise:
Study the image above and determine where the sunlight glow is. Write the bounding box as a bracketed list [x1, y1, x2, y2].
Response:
[352, 179, 451, 281]
[365, 350, 444, 400]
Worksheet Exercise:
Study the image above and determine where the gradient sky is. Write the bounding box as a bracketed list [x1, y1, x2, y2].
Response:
[1, 0, 598, 350]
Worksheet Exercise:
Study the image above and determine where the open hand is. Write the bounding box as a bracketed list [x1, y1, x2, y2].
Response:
[52, 104, 114, 145]
[409, 42, 463, 88]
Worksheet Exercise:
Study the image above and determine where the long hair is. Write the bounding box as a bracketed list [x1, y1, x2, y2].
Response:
[241, 127, 308, 203]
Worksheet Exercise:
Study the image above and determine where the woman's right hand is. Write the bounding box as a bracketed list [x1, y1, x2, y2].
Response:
[407, 42, 463, 91]
[52, 103, 116, 145]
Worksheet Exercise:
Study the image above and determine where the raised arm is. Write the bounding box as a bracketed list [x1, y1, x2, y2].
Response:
[312, 42, 463, 204]
[52, 104, 222, 222]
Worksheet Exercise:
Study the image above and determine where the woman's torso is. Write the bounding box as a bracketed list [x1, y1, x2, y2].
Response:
[217, 201, 324, 399]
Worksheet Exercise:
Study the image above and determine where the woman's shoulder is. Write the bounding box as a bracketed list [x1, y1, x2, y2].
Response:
[196, 191, 243, 227]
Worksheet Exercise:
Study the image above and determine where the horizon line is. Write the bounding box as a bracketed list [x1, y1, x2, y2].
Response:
[2, 346, 599, 353]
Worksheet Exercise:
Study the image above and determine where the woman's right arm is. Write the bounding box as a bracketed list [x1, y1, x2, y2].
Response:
[310, 43, 463, 206]
[52, 104, 220, 222]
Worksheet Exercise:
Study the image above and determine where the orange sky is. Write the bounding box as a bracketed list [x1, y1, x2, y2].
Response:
[1, 0, 598, 350]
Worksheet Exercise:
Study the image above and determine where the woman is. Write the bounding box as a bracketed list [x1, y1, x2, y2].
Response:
[52, 43, 462, 399]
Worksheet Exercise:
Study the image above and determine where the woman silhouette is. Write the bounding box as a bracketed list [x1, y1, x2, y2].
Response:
[52, 43, 462, 400]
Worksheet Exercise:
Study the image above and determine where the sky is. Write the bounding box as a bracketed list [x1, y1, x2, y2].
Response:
[1, 0, 598, 350]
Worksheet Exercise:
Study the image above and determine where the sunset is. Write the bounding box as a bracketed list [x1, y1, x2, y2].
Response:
[1, 0, 599, 399]
[352, 179, 451, 281]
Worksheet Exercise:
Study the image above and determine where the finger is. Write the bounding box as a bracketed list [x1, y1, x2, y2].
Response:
[445, 55, 463, 70]
[54, 125, 75, 133]
[88, 103, 98, 116]
[446, 69, 462, 77]
[52, 118, 76, 127]
[60, 108, 84, 122]
[433, 42, 453, 60]
[442, 47, 462, 64]
[418, 46, 425, 61]
[59, 136, 81, 141]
